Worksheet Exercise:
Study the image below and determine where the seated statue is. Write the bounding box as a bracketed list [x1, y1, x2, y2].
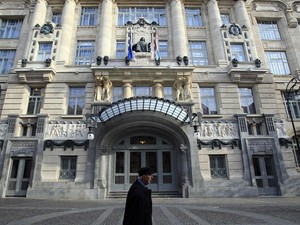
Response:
[132, 37, 150, 52]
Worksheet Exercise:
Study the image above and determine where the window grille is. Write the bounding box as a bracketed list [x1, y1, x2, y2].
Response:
[258, 21, 281, 40]
[60, 156, 77, 180]
[210, 155, 227, 178]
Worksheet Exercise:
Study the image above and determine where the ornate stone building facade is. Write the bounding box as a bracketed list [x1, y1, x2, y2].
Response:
[0, 0, 299, 199]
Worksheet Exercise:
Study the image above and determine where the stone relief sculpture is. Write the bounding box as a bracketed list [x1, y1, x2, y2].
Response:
[198, 122, 238, 139]
[275, 122, 288, 137]
[174, 76, 192, 101]
[46, 122, 88, 140]
[94, 76, 112, 102]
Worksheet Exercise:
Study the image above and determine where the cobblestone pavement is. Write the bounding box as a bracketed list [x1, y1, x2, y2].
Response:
[0, 197, 300, 225]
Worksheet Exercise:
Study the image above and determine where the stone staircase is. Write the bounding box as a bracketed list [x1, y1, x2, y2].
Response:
[107, 191, 182, 199]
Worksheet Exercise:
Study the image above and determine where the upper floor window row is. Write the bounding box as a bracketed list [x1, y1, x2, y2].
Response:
[0, 19, 23, 39]
[118, 7, 166, 26]
[257, 21, 281, 40]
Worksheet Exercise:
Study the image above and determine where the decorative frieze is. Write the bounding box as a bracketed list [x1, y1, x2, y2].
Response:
[198, 121, 239, 139]
[45, 121, 88, 140]
[247, 138, 273, 154]
[10, 140, 37, 157]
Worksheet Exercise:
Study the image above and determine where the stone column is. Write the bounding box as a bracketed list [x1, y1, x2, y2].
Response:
[170, 0, 188, 58]
[31, 0, 48, 27]
[97, 0, 113, 57]
[123, 81, 132, 98]
[153, 81, 163, 98]
[57, 0, 77, 64]
[207, 0, 227, 66]
[234, 0, 258, 59]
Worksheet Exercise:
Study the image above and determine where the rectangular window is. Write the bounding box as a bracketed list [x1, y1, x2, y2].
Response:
[282, 91, 300, 119]
[265, 51, 290, 75]
[220, 14, 231, 25]
[0, 19, 23, 39]
[116, 41, 125, 59]
[27, 88, 44, 115]
[239, 88, 256, 114]
[75, 41, 95, 65]
[258, 21, 281, 40]
[68, 87, 85, 115]
[52, 12, 62, 25]
[185, 8, 203, 27]
[200, 87, 217, 115]
[0, 49, 16, 74]
[59, 156, 77, 180]
[210, 155, 227, 178]
[37, 42, 52, 61]
[189, 41, 208, 66]
[159, 41, 168, 59]
[118, 7, 166, 26]
[133, 86, 152, 96]
[113, 86, 123, 102]
[163, 86, 173, 100]
[80, 7, 98, 26]
[230, 43, 246, 61]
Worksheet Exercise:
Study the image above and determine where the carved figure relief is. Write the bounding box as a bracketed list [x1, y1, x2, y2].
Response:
[94, 76, 112, 102]
[198, 122, 238, 139]
[46, 122, 88, 140]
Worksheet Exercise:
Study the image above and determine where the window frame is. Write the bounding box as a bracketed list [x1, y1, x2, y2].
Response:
[80, 7, 98, 26]
[0, 49, 16, 75]
[0, 19, 23, 39]
[257, 20, 281, 41]
[159, 40, 168, 59]
[133, 86, 153, 97]
[59, 156, 77, 180]
[116, 40, 126, 59]
[209, 155, 228, 178]
[37, 42, 53, 61]
[230, 43, 246, 62]
[75, 40, 95, 65]
[185, 8, 203, 27]
[188, 41, 208, 66]
[117, 7, 167, 26]
[67, 87, 85, 115]
[239, 87, 256, 114]
[200, 87, 217, 115]
[27, 88, 45, 115]
[265, 51, 290, 75]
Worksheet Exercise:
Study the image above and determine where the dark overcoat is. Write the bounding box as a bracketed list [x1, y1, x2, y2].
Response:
[123, 179, 152, 225]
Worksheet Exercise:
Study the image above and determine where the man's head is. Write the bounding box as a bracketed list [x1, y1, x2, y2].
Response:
[138, 167, 153, 185]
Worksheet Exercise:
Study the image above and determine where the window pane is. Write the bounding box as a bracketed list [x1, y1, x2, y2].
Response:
[258, 21, 281, 40]
[116, 41, 125, 58]
[60, 157, 77, 179]
[185, 8, 203, 27]
[200, 87, 217, 114]
[37, 42, 52, 61]
[230, 44, 246, 61]
[113, 86, 123, 102]
[164, 86, 173, 100]
[130, 152, 141, 173]
[239, 88, 256, 114]
[118, 7, 166, 26]
[189, 41, 208, 66]
[52, 12, 62, 25]
[159, 41, 168, 58]
[265, 51, 290, 75]
[134, 86, 152, 96]
[0, 50, 16, 74]
[210, 155, 227, 178]
[75, 41, 95, 65]
[68, 87, 85, 115]
[116, 152, 125, 173]
[220, 14, 230, 25]
[80, 7, 98, 26]
[0, 19, 23, 39]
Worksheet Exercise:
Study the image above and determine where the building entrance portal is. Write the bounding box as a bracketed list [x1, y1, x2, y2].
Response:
[110, 135, 178, 194]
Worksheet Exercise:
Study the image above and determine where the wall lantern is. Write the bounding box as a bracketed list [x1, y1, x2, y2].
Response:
[85, 113, 97, 140]
[96, 56, 102, 66]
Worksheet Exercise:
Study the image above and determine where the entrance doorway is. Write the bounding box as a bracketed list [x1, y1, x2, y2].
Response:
[6, 158, 32, 197]
[110, 135, 178, 193]
[252, 155, 278, 195]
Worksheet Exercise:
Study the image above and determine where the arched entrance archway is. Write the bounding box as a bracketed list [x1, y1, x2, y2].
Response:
[94, 111, 192, 197]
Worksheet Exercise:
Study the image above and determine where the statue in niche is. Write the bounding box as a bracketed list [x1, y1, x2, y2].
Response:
[94, 76, 112, 102]
[174, 76, 185, 101]
[132, 37, 150, 52]
[183, 75, 192, 100]
[174, 76, 192, 101]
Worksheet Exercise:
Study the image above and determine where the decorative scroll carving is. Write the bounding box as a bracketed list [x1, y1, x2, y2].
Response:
[197, 139, 241, 150]
[43, 140, 89, 151]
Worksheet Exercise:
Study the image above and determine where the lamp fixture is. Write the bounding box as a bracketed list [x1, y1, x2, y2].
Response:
[85, 113, 97, 141]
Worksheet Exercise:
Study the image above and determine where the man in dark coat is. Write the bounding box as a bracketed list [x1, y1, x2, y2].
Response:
[123, 167, 153, 225]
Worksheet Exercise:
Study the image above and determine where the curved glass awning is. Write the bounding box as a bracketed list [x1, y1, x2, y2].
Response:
[98, 97, 191, 123]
